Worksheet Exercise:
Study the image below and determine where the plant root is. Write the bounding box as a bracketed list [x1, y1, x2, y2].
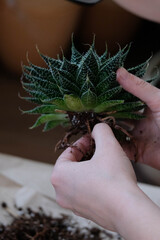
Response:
[114, 124, 133, 139]
[55, 112, 138, 162]
[55, 128, 79, 152]
[55, 120, 95, 161]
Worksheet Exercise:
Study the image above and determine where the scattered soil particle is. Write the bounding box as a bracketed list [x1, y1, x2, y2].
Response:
[1, 202, 7, 209]
[0, 204, 122, 240]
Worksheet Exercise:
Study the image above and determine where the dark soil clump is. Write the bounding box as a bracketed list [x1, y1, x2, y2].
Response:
[0, 204, 121, 240]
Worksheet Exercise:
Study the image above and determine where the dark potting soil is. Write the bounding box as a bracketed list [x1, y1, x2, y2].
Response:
[0, 203, 121, 240]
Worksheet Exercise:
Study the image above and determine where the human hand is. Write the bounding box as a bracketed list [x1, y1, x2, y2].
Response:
[117, 67, 160, 169]
[51, 123, 137, 232]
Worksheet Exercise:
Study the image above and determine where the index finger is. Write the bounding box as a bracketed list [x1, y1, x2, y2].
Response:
[117, 67, 160, 113]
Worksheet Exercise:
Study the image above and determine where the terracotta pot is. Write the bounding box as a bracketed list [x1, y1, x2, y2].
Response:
[0, 0, 83, 74]
[78, 0, 141, 54]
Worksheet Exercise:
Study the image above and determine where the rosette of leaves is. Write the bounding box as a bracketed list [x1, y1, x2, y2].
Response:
[21, 39, 156, 149]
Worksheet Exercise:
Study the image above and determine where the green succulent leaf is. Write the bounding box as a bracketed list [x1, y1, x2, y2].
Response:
[120, 43, 132, 65]
[94, 100, 124, 113]
[30, 113, 68, 129]
[22, 72, 60, 96]
[128, 56, 152, 78]
[43, 120, 67, 131]
[80, 75, 96, 95]
[42, 97, 69, 111]
[22, 105, 57, 114]
[98, 86, 122, 104]
[21, 81, 36, 90]
[58, 74, 80, 95]
[116, 90, 139, 101]
[81, 89, 97, 109]
[19, 95, 43, 104]
[99, 45, 108, 63]
[71, 36, 82, 64]
[51, 98, 69, 111]
[23, 68, 58, 87]
[100, 44, 131, 74]
[96, 73, 116, 94]
[22, 86, 48, 100]
[24, 64, 53, 82]
[64, 94, 84, 112]
[111, 112, 145, 120]
[82, 46, 99, 77]
[22, 80, 60, 99]
[106, 101, 145, 112]
[76, 62, 89, 87]
[61, 57, 78, 76]
[39, 52, 62, 69]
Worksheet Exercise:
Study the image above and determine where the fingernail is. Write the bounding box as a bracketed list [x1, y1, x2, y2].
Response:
[116, 67, 128, 82]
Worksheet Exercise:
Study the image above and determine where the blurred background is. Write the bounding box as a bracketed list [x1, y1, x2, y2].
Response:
[0, 0, 160, 184]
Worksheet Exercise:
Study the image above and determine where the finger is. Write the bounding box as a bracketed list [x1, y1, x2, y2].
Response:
[117, 67, 160, 112]
[57, 134, 91, 163]
[92, 123, 122, 156]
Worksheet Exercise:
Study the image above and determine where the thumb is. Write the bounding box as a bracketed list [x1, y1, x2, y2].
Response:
[92, 123, 124, 158]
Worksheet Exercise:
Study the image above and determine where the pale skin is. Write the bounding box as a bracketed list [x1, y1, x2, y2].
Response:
[113, 0, 160, 23]
[51, 68, 160, 240]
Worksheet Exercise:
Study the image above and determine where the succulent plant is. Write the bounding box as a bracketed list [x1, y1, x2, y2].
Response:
[21, 38, 155, 149]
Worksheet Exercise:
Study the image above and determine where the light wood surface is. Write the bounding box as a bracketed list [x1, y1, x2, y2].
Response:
[0, 152, 159, 238]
